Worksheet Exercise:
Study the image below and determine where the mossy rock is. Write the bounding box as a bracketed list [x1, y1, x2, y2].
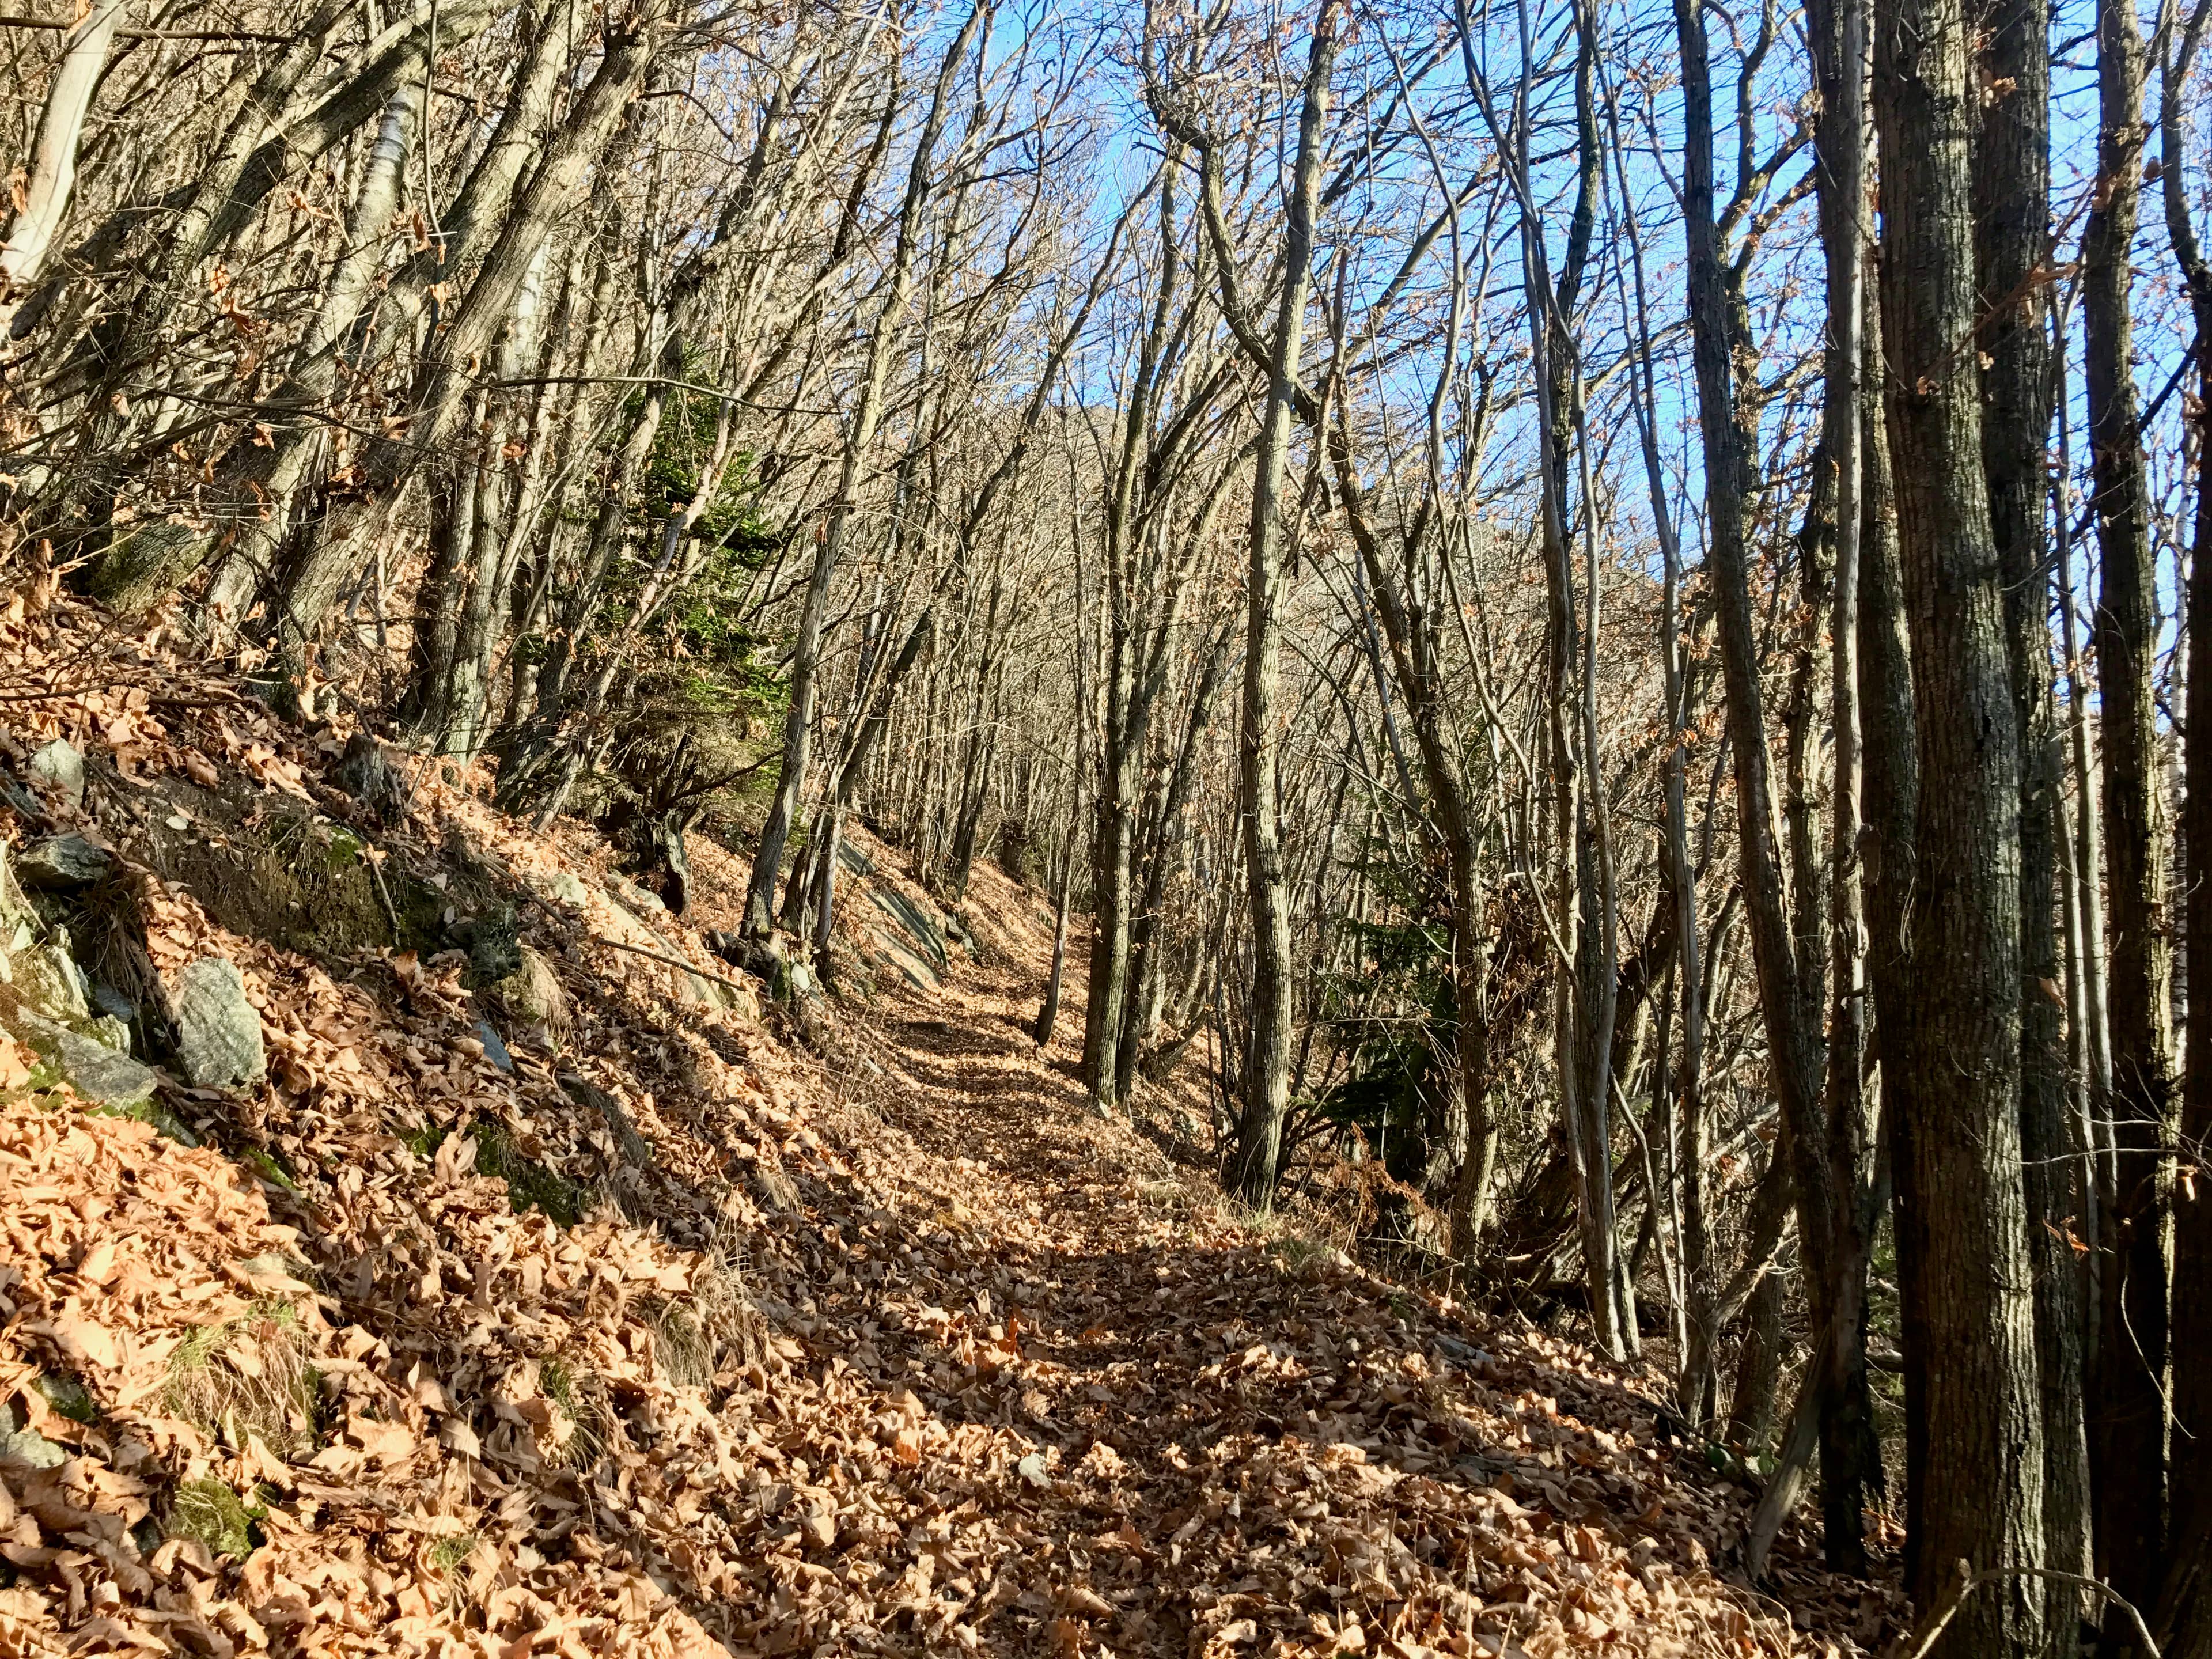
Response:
[111, 1096, 201, 1146]
[35, 1372, 96, 1424]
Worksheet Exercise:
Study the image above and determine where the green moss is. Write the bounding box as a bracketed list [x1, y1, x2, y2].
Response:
[167, 1478, 261, 1559]
[241, 1146, 298, 1191]
[402, 1116, 589, 1225]
[35, 1372, 96, 1424]
[473, 1121, 590, 1226]
[323, 827, 365, 870]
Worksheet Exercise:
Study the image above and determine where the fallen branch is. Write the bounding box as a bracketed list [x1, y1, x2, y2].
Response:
[590, 933, 755, 996]
[1903, 1563, 2160, 1659]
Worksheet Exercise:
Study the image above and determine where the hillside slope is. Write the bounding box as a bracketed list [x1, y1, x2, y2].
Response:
[0, 609, 1893, 1658]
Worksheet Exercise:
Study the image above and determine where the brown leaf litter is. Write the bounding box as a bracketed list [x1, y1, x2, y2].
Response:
[0, 605, 1899, 1658]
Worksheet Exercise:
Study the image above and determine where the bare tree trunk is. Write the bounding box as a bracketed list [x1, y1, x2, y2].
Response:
[1808, 0, 1880, 1570]
[742, 3, 983, 940]
[1856, 262, 1933, 1600]
[1971, 0, 2088, 1620]
[264, 0, 675, 684]
[90, 82, 423, 617]
[1678, 0, 1860, 1550]
[1872, 0, 2048, 1642]
[0, 0, 130, 326]
[2159, 4, 2212, 1649]
[1034, 764, 1085, 1048]
[1219, 8, 1338, 1212]
[2082, 0, 2172, 1634]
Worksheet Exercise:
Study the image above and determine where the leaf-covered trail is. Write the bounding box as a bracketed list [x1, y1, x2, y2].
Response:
[718, 878, 1889, 1659]
[0, 619, 1891, 1658]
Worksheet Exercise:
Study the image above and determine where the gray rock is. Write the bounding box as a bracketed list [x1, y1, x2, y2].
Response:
[171, 957, 265, 1088]
[537, 870, 591, 908]
[870, 888, 947, 969]
[12, 1010, 157, 1106]
[491, 945, 567, 1031]
[0, 776, 44, 822]
[85, 1013, 131, 1053]
[476, 1019, 514, 1073]
[12, 935, 91, 1024]
[0, 1425, 66, 1469]
[27, 740, 84, 808]
[0, 843, 35, 956]
[90, 980, 137, 1027]
[16, 832, 111, 889]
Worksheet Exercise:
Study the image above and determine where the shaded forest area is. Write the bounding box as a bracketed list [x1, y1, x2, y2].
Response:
[3, 0, 2210, 1650]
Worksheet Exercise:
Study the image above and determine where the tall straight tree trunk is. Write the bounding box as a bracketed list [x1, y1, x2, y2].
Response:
[1856, 261, 1923, 1556]
[1609, 92, 1711, 1412]
[1972, 0, 2089, 1628]
[2159, 5, 2212, 1649]
[1083, 615, 1141, 1103]
[1034, 765, 1085, 1048]
[1809, 0, 1880, 1572]
[2082, 0, 2172, 1635]
[1224, 3, 1339, 1210]
[1871, 0, 2048, 1646]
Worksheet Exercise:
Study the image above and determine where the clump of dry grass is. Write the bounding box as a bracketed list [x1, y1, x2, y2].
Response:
[535, 1354, 609, 1469]
[645, 1240, 766, 1388]
[163, 1300, 319, 1456]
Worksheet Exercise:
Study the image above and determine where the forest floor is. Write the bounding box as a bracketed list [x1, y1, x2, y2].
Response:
[0, 606, 1902, 1658]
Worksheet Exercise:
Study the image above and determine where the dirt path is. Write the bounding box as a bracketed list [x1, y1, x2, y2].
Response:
[710, 910, 1870, 1658]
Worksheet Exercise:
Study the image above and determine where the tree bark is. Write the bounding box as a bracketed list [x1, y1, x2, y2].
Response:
[2082, 0, 2172, 1635]
[1872, 0, 2048, 1643]
[1970, 0, 2089, 1622]
[1222, 5, 1339, 1210]
[2159, 3, 2212, 1649]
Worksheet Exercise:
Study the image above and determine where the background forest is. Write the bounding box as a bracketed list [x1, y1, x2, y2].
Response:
[2, 0, 2209, 1650]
